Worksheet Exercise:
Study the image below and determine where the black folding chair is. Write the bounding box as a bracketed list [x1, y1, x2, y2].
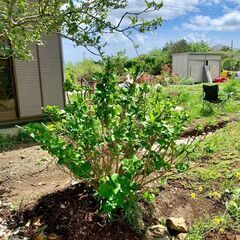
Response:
[203, 85, 226, 111]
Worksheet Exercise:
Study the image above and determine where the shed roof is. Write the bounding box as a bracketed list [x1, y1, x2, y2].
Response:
[172, 52, 221, 56]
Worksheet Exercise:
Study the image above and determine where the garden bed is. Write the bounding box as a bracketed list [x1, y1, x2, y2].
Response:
[0, 110, 239, 240]
[2, 183, 141, 240]
[181, 115, 238, 138]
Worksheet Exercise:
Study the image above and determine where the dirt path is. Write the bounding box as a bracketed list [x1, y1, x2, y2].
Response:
[0, 145, 72, 204]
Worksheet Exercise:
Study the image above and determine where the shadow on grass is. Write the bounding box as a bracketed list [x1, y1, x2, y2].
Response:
[200, 108, 215, 117]
[0, 132, 36, 153]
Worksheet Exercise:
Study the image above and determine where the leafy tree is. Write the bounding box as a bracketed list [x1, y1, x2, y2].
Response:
[163, 39, 210, 55]
[163, 39, 189, 55]
[65, 62, 78, 83]
[137, 49, 170, 75]
[75, 60, 103, 81]
[123, 40, 210, 76]
[0, 0, 163, 60]
[0, 0, 64, 60]
[220, 46, 232, 52]
[189, 41, 210, 53]
[221, 49, 240, 71]
[65, 60, 103, 82]
[104, 52, 129, 77]
[222, 57, 234, 71]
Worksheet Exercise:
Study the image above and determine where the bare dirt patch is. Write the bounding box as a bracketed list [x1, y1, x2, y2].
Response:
[152, 180, 225, 227]
[206, 230, 240, 240]
[0, 145, 72, 204]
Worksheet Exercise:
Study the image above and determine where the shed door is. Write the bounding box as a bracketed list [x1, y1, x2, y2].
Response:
[189, 60, 204, 83]
[209, 61, 220, 80]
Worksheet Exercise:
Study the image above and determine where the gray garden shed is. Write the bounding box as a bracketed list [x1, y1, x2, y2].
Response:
[172, 53, 222, 83]
[0, 35, 65, 126]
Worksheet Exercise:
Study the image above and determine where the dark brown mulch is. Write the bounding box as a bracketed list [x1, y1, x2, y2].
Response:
[206, 229, 240, 240]
[10, 183, 141, 240]
[181, 117, 237, 138]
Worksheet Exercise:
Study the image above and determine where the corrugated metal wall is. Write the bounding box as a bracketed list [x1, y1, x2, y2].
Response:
[13, 35, 64, 119]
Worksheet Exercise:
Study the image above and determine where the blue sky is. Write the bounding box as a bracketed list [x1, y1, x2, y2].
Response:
[63, 0, 240, 63]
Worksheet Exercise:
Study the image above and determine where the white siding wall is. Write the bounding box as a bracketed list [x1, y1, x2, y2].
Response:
[14, 45, 43, 117]
[209, 61, 221, 80]
[13, 35, 64, 119]
[173, 53, 221, 83]
[38, 35, 64, 108]
[189, 55, 205, 61]
[172, 54, 188, 78]
[189, 60, 205, 83]
[206, 55, 221, 61]
[181, 54, 188, 77]
[172, 55, 178, 74]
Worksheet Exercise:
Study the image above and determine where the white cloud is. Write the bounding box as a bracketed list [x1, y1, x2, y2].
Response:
[183, 33, 210, 42]
[110, 0, 232, 28]
[160, 0, 199, 20]
[103, 32, 162, 55]
[183, 11, 240, 31]
[109, 0, 202, 26]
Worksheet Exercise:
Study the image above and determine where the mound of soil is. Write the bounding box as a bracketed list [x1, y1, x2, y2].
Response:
[9, 183, 141, 240]
[150, 179, 226, 227]
[181, 116, 237, 138]
[1, 125, 239, 240]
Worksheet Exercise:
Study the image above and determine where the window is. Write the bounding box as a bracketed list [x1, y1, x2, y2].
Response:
[0, 58, 17, 119]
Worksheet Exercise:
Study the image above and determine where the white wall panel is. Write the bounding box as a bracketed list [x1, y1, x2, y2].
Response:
[38, 35, 64, 108]
[14, 45, 43, 117]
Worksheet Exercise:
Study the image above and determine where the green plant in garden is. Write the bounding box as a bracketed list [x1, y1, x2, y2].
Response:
[227, 188, 240, 222]
[65, 60, 103, 83]
[187, 188, 240, 240]
[223, 79, 240, 100]
[25, 61, 190, 224]
[187, 214, 233, 240]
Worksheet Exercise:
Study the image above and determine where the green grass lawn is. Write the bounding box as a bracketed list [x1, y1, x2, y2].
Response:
[163, 79, 240, 123]
[161, 79, 240, 239]
[187, 122, 240, 192]
[181, 121, 240, 239]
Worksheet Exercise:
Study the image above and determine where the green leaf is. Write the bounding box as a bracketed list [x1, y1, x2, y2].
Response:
[176, 163, 190, 172]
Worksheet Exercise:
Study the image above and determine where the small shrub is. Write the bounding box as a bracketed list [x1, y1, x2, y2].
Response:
[227, 188, 240, 221]
[25, 61, 189, 225]
[223, 79, 240, 100]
